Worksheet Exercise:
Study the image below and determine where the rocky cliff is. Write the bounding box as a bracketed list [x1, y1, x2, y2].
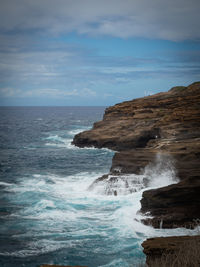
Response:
[72, 82, 200, 228]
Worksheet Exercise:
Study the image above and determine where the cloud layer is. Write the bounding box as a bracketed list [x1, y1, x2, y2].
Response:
[1, 0, 200, 41]
[0, 0, 199, 105]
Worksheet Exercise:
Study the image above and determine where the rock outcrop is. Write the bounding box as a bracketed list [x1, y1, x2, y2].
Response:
[142, 235, 200, 266]
[141, 176, 200, 228]
[73, 82, 200, 153]
[72, 82, 200, 228]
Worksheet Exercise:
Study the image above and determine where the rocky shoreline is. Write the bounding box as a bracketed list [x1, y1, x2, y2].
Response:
[142, 235, 200, 266]
[72, 82, 200, 264]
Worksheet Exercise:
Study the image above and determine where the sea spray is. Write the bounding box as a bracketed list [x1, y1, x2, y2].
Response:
[143, 153, 179, 188]
[89, 153, 179, 196]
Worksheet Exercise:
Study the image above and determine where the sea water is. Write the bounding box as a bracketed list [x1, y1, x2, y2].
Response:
[0, 107, 198, 267]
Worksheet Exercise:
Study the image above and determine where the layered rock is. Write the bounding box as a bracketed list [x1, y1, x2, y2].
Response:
[73, 82, 200, 153]
[141, 176, 200, 228]
[72, 82, 200, 227]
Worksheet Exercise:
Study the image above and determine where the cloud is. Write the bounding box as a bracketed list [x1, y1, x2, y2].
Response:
[0, 0, 199, 106]
[0, 87, 23, 97]
[0, 0, 200, 41]
[22, 88, 79, 98]
[0, 87, 98, 99]
[0, 37, 199, 95]
[81, 88, 97, 97]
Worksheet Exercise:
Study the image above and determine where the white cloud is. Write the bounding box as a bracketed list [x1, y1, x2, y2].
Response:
[22, 88, 79, 98]
[103, 93, 113, 98]
[0, 0, 200, 41]
[81, 88, 96, 97]
[0, 87, 98, 99]
[0, 87, 23, 97]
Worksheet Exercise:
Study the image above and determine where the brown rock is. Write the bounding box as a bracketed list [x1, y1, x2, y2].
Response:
[140, 176, 200, 228]
[73, 82, 200, 180]
[142, 235, 200, 266]
[73, 82, 200, 153]
[72, 82, 200, 227]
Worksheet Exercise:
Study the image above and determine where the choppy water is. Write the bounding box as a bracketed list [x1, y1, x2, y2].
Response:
[0, 107, 198, 267]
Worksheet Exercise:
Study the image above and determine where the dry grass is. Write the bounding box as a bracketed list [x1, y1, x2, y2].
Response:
[138, 238, 200, 267]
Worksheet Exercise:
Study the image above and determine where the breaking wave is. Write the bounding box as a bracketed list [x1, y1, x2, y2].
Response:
[89, 153, 179, 196]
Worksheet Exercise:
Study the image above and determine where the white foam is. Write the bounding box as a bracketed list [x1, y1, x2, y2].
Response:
[143, 153, 179, 189]
[44, 134, 75, 149]
[5, 153, 197, 260]
[90, 153, 179, 196]
[0, 181, 13, 186]
[43, 132, 93, 150]
[45, 135, 63, 142]
[68, 127, 90, 136]
[84, 153, 193, 241]
[34, 199, 56, 210]
[0, 240, 73, 258]
[99, 258, 129, 267]
[90, 174, 147, 196]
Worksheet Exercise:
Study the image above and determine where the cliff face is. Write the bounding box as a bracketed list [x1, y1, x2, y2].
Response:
[73, 82, 200, 153]
[72, 82, 200, 228]
[141, 175, 200, 228]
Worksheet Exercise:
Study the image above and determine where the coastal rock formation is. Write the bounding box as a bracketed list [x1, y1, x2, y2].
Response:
[142, 235, 200, 266]
[72, 82, 200, 228]
[141, 175, 200, 228]
[73, 82, 200, 153]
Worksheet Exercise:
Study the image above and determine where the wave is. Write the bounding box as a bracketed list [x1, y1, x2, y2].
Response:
[44, 134, 75, 149]
[68, 127, 90, 136]
[90, 153, 178, 196]
[2, 154, 198, 264]
[6, 168, 195, 239]
[99, 258, 130, 267]
[44, 133, 113, 152]
[0, 181, 13, 186]
[45, 134, 64, 142]
[0, 240, 72, 258]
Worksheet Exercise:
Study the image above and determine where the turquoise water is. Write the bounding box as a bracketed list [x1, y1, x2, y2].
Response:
[0, 107, 197, 267]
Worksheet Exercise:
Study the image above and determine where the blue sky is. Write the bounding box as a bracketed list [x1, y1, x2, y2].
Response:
[0, 0, 200, 106]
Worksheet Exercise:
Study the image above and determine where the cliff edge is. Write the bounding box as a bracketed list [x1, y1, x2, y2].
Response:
[72, 82, 200, 228]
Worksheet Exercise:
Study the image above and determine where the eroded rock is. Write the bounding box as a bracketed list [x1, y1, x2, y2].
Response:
[140, 176, 200, 228]
[72, 82, 200, 227]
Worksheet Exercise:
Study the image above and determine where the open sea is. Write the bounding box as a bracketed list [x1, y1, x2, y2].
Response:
[0, 107, 197, 267]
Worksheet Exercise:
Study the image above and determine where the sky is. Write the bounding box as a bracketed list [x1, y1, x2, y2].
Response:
[0, 0, 200, 106]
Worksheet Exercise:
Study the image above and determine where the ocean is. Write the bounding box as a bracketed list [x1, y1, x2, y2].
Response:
[0, 107, 197, 267]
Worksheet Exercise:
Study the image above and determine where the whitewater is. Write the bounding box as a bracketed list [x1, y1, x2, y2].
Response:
[0, 107, 198, 267]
